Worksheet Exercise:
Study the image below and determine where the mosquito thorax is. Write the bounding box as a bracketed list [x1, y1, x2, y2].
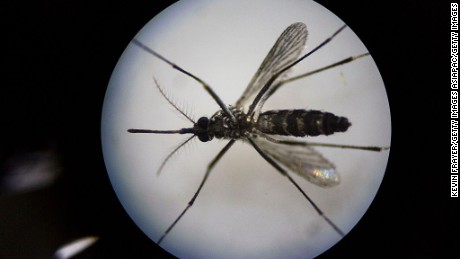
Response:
[206, 107, 249, 140]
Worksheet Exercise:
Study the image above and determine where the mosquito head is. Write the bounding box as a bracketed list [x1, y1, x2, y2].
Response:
[194, 117, 213, 142]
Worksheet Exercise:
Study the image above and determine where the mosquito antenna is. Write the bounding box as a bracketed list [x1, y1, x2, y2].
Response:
[156, 135, 196, 176]
[131, 39, 236, 123]
[153, 77, 195, 123]
[248, 25, 348, 118]
[128, 78, 198, 136]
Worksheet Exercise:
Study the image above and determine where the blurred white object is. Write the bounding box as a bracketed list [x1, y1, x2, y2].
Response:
[54, 236, 99, 259]
[1, 149, 61, 194]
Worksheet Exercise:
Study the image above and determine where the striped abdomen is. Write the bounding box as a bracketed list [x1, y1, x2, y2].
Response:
[257, 109, 350, 137]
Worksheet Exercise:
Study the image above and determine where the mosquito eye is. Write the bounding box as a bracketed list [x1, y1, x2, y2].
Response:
[197, 117, 209, 129]
[197, 133, 213, 142]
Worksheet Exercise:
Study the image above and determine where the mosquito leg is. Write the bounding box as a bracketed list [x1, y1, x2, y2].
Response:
[284, 140, 389, 152]
[278, 139, 388, 152]
[265, 53, 370, 99]
[256, 132, 389, 152]
[131, 39, 236, 123]
[157, 139, 236, 244]
[251, 53, 369, 120]
[247, 137, 345, 237]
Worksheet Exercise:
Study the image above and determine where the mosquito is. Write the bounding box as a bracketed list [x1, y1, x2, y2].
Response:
[128, 22, 388, 244]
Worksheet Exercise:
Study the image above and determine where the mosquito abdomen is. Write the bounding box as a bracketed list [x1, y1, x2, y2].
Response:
[257, 109, 350, 137]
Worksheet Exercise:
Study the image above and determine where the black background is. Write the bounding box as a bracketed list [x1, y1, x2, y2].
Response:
[0, 1, 452, 258]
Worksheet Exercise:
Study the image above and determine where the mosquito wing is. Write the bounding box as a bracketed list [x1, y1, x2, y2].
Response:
[235, 22, 307, 108]
[252, 136, 340, 188]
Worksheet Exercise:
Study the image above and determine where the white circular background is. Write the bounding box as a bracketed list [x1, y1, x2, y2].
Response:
[101, 0, 391, 258]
